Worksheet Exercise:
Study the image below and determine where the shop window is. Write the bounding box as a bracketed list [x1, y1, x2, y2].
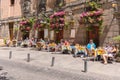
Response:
[10, 0, 15, 6]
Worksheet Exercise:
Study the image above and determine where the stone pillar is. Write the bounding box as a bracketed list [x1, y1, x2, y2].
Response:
[1, 23, 10, 40]
[15, 22, 22, 41]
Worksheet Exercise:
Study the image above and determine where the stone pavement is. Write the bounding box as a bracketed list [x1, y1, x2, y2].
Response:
[0, 47, 120, 79]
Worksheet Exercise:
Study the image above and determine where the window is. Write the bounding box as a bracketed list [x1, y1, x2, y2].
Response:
[10, 0, 15, 6]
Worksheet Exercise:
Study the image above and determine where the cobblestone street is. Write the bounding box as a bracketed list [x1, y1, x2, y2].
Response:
[0, 47, 120, 80]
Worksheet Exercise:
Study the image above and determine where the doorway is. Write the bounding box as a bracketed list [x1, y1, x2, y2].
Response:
[87, 26, 99, 47]
[55, 30, 63, 43]
[9, 22, 14, 41]
[38, 30, 44, 39]
[22, 31, 29, 40]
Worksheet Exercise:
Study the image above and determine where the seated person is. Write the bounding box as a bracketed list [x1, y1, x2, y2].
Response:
[95, 47, 106, 61]
[39, 38, 45, 44]
[70, 42, 76, 54]
[17, 38, 22, 46]
[36, 38, 46, 49]
[48, 41, 57, 52]
[61, 40, 72, 54]
[21, 40, 28, 47]
[29, 38, 36, 47]
[12, 38, 17, 47]
[74, 44, 87, 57]
[86, 39, 96, 56]
[102, 45, 118, 64]
[56, 40, 64, 51]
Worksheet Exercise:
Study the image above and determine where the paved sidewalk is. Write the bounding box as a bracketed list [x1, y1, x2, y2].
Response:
[0, 47, 120, 79]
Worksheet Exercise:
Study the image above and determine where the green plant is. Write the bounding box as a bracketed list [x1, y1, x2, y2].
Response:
[113, 36, 120, 41]
[80, 1, 103, 32]
[19, 17, 35, 37]
[3, 38, 7, 44]
[115, 52, 120, 62]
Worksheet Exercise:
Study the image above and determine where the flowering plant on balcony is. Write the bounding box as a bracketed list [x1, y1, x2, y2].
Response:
[50, 11, 65, 31]
[20, 18, 35, 32]
[80, 9, 103, 24]
[79, 1, 103, 30]
[33, 18, 50, 30]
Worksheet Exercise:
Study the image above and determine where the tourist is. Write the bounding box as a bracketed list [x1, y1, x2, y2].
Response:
[48, 41, 57, 52]
[86, 39, 96, 56]
[102, 45, 118, 64]
[61, 40, 72, 54]
[73, 44, 87, 57]
[95, 47, 106, 61]
[29, 38, 36, 47]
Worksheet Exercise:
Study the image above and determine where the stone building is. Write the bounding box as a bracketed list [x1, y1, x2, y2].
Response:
[0, 0, 119, 46]
[45, 0, 120, 46]
[0, 0, 21, 41]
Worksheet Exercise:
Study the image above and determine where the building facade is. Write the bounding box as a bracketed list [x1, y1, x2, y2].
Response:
[0, 0, 21, 41]
[0, 0, 119, 46]
[45, 0, 120, 46]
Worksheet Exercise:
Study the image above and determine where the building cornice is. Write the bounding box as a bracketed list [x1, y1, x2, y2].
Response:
[0, 16, 21, 24]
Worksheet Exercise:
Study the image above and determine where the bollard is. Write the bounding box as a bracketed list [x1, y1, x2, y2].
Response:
[27, 53, 30, 62]
[82, 59, 87, 72]
[84, 60, 87, 72]
[48, 46, 50, 52]
[9, 51, 12, 59]
[51, 57, 55, 67]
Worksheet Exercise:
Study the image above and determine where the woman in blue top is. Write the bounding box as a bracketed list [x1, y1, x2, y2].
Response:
[87, 39, 96, 50]
[86, 39, 96, 56]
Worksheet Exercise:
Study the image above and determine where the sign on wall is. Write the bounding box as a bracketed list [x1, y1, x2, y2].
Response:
[50, 30, 54, 40]
[35, 30, 38, 38]
[70, 29, 75, 38]
[44, 29, 48, 38]
[1, 24, 10, 40]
